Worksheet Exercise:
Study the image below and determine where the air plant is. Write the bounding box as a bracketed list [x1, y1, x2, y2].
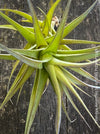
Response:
[0, 0, 100, 134]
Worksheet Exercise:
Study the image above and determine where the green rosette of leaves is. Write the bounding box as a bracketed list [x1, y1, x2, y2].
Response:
[0, 0, 100, 134]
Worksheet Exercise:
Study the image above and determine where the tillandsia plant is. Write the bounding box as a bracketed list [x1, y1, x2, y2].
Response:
[0, 0, 100, 133]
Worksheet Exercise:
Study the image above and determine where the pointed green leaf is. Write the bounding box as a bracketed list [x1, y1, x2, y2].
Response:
[70, 67, 100, 83]
[0, 12, 35, 44]
[25, 69, 39, 134]
[71, 81, 91, 97]
[61, 83, 91, 129]
[62, 100, 75, 123]
[60, 67, 83, 85]
[54, 52, 100, 62]
[49, 57, 100, 68]
[27, 0, 47, 47]
[61, 39, 100, 45]
[5, 64, 28, 99]
[0, 9, 43, 26]
[25, 69, 39, 130]
[63, 0, 97, 37]
[0, 24, 35, 32]
[42, 0, 61, 36]
[7, 60, 20, 92]
[66, 81, 100, 128]
[0, 25, 17, 30]
[45, 64, 61, 134]
[0, 9, 33, 22]
[16, 85, 24, 105]
[0, 65, 34, 109]
[60, 66, 100, 89]
[25, 68, 48, 134]
[0, 43, 43, 69]
[57, 46, 100, 54]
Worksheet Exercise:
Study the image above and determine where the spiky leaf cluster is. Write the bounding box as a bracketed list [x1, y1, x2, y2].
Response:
[0, 0, 100, 134]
